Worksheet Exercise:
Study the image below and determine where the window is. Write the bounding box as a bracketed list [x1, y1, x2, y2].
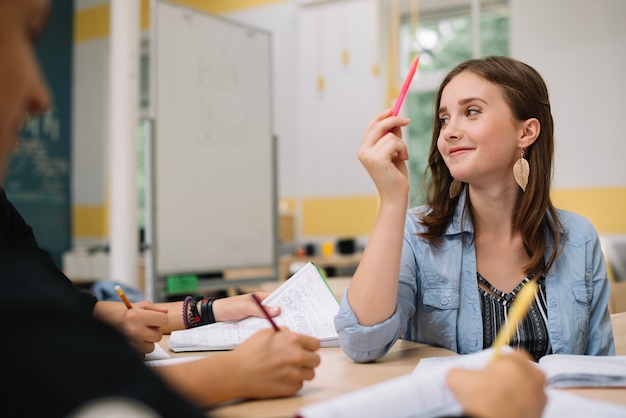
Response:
[399, 1, 510, 205]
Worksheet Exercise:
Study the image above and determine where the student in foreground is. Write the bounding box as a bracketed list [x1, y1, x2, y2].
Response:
[0, 1, 321, 416]
[336, 55, 615, 363]
[2, 182, 286, 356]
[0, 183, 285, 355]
[0, 0, 307, 361]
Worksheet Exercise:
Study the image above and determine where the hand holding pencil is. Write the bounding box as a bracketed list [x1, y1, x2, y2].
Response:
[447, 350, 547, 418]
[112, 285, 169, 354]
[230, 298, 321, 399]
[252, 293, 280, 331]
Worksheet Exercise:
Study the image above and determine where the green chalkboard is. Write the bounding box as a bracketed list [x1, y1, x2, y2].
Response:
[5, 1, 74, 267]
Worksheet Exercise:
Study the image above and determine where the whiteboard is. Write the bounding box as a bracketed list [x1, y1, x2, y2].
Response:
[149, 1, 276, 280]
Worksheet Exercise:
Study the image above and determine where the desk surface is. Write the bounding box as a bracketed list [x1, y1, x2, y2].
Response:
[158, 336, 626, 418]
[611, 312, 626, 355]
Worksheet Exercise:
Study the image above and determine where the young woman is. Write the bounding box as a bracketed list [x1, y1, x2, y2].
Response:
[336, 56, 614, 363]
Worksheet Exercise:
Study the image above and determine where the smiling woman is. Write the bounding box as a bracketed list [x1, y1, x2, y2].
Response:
[338, 56, 614, 367]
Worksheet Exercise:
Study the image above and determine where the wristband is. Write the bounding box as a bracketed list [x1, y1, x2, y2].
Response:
[182, 295, 193, 329]
[188, 295, 205, 328]
[201, 297, 217, 325]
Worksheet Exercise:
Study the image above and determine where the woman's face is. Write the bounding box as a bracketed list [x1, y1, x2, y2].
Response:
[0, 0, 50, 184]
[437, 71, 525, 191]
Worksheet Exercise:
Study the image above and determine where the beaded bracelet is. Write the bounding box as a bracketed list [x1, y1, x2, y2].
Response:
[182, 295, 193, 329]
[201, 297, 217, 325]
[188, 295, 205, 328]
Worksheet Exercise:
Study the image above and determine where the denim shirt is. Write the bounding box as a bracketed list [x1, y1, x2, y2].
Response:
[335, 192, 615, 363]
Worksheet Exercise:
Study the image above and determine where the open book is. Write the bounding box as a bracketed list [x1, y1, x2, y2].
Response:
[168, 262, 340, 351]
[412, 352, 626, 389]
[538, 354, 626, 388]
[297, 349, 626, 418]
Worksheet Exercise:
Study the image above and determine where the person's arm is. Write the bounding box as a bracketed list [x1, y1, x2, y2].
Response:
[94, 292, 280, 353]
[156, 292, 280, 334]
[154, 327, 321, 407]
[446, 350, 547, 418]
[346, 109, 410, 325]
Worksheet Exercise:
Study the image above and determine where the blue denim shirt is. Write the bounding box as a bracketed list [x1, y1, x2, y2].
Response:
[335, 192, 615, 363]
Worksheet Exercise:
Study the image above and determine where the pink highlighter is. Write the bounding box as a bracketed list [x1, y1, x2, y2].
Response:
[391, 56, 420, 116]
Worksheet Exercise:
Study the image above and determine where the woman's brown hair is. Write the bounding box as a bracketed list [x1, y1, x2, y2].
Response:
[419, 56, 563, 274]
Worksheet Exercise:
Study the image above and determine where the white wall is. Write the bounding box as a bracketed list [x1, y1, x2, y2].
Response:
[230, 0, 384, 199]
[296, 0, 383, 197]
[510, 0, 626, 188]
[72, 38, 110, 207]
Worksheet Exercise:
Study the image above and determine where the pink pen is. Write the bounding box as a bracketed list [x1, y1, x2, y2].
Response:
[391, 56, 420, 116]
[252, 293, 280, 332]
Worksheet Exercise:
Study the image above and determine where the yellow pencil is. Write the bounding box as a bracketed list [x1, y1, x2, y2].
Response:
[114, 285, 133, 309]
[490, 280, 539, 361]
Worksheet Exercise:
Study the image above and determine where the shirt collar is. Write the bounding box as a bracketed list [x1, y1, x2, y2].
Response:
[444, 187, 474, 236]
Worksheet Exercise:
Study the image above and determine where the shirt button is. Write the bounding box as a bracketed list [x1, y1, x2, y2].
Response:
[441, 297, 449, 306]
[554, 334, 561, 340]
[548, 269, 555, 276]
[550, 299, 557, 306]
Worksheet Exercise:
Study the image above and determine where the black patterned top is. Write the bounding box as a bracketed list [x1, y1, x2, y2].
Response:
[478, 272, 551, 361]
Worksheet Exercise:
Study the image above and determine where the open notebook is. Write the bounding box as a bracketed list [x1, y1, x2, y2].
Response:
[297, 348, 626, 418]
[412, 352, 626, 389]
[538, 353, 626, 388]
[168, 262, 340, 351]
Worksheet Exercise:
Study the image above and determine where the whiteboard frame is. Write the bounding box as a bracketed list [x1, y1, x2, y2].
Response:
[145, 0, 278, 301]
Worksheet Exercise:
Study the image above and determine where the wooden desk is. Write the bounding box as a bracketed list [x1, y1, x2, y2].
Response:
[611, 312, 626, 355]
[160, 338, 456, 418]
[158, 336, 626, 418]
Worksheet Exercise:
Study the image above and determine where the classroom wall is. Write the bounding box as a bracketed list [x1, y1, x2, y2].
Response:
[71, 0, 626, 249]
[229, 0, 386, 241]
[510, 0, 626, 233]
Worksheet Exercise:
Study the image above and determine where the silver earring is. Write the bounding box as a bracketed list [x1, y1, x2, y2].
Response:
[513, 150, 530, 192]
[449, 179, 463, 199]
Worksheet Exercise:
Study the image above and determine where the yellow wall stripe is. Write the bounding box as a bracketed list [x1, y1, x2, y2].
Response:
[74, 4, 110, 42]
[302, 195, 380, 237]
[75, 0, 286, 43]
[170, 0, 286, 15]
[551, 187, 626, 234]
[73, 205, 109, 238]
[141, 0, 150, 30]
[74, 188, 626, 239]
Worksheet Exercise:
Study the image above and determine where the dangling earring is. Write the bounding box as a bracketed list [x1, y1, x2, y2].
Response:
[513, 149, 530, 192]
[449, 179, 463, 199]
